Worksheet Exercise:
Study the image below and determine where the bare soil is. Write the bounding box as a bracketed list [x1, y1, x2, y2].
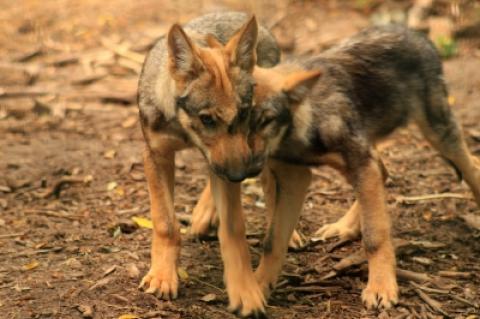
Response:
[1, 1, 479, 318]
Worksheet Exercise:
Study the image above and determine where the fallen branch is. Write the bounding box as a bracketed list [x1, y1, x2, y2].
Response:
[397, 268, 432, 283]
[41, 176, 87, 198]
[101, 39, 145, 64]
[0, 87, 52, 99]
[0, 232, 26, 239]
[275, 286, 342, 294]
[437, 270, 471, 279]
[414, 288, 450, 317]
[396, 193, 471, 203]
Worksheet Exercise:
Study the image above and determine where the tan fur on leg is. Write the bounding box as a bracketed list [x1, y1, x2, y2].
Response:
[191, 180, 218, 237]
[210, 173, 265, 317]
[255, 160, 312, 298]
[355, 158, 398, 309]
[139, 145, 180, 300]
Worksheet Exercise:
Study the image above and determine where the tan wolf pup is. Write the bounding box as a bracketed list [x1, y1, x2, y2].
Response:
[137, 12, 280, 317]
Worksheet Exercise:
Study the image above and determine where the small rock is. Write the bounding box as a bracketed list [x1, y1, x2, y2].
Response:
[76, 304, 94, 318]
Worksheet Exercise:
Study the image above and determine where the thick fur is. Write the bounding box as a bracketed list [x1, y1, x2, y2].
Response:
[248, 25, 480, 309]
[137, 12, 281, 318]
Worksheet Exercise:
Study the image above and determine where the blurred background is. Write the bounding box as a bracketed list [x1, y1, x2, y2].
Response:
[1, 1, 480, 318]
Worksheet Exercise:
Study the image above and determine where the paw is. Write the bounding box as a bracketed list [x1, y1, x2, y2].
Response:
[255, 274, 275, 301]
[227, 277, 267, 318]
[190, 200, 218, 238]
[314, 219, 360, 241]
[288, 229, 306, 250]
[139, 267, 178, 300]
[361, 279, 398, 310]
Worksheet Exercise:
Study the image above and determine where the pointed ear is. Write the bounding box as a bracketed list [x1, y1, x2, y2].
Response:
[167, 24, 202, 78]
[225, 15, 258, 72]
[282, 70, 322, 103]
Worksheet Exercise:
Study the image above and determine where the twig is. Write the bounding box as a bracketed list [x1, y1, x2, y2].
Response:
[409, 281, 449, 294]
[101, 39, 144, 64]
[190, 276, 224, 293]
[437, 270, 471, 279]
[40, 176, 87, 198]
[396, 193, 471, 203]
[24, 209, 82, 221]
[450, 294, 479, 308]
[397, 268, 432, 283]
[414, 288, 450, 317]
[275, 286, 342, 294]
[0, 232, 26, 239]
[0, 87, 52, 99]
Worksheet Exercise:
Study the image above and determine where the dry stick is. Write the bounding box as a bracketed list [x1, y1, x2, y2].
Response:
[450, 294, 479, 309]
[275, 286, 342, 294]
[0, 87, 52, 99]
[190, 276, 224, 293]
[437, 271, 472, 279]
[409, 281, 449, 294]
[24, 209, 82, 221]
[396, 192, 471, 203]
[397, 268, 432, 283]
[0, 232, 26, 239]
[101, 39, 144, 64]
[414, 288, 450, 318]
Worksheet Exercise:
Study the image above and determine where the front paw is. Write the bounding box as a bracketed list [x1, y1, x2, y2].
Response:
[191, 200, 218, 238]
[227, 275, 267, 318]
[314, 219, 360, 241]
[139, 266, 178, 300]
[288, 229, 306, 250]
[362, 276, 398, 309]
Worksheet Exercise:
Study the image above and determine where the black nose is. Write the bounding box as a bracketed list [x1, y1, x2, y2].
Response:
[225, 171, 247, 183]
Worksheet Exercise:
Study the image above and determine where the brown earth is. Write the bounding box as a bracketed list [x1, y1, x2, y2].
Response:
[1, 1, 480, 318]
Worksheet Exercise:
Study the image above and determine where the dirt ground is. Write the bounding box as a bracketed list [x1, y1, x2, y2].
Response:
[1, 1, 480, 318]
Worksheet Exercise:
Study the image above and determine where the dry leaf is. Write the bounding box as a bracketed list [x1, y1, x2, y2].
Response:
[200, 293, 217, 302]
[131, 216, 153, 229]
[122, 116, 137, 128]
[107, 181, 118, 191]
[104, 149, 116, 159]
[102, 265, 117, 277]
[118, 315, 139, 319]
[177, 267, 189, 280]
[22, 260, 39, 271]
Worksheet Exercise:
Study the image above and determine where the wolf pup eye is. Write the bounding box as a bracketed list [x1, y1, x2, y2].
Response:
[199, 114, 216, 128]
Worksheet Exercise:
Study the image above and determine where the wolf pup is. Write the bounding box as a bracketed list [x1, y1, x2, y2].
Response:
[137, 12, 280, 317]
[241, 25, 480, 309]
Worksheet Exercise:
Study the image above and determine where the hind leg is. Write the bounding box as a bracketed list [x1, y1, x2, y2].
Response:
[415, 96, 480, 206]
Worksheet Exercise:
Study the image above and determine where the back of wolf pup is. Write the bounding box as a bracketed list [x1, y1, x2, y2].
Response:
[249, 25, 480, 310]
[137, 12, 281, 318]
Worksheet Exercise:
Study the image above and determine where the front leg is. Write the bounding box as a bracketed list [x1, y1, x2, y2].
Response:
[255, 160, 312, 298]
[210, 173, 266, 318]
[139, 140, 181, 300]
[353, 157, 398, 309]
[191, 178, 305, 249]
[190, 179, 218, 237]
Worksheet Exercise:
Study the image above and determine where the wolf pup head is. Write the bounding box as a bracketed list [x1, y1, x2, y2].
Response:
[249, 68, 322, 158]
[168, 16, 261, 182]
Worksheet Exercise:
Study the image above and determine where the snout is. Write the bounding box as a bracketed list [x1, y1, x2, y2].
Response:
[212, 154, 265, 183]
